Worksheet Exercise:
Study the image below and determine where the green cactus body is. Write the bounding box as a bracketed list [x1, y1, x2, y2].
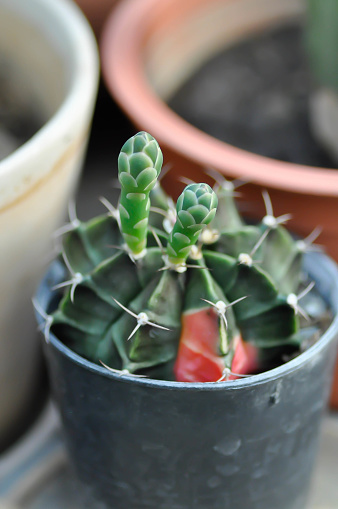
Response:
[49, 132, 323, 383]
[258, 224, 303, 294]
[112, 268, 184, 373]
[209, 179, 244, 232]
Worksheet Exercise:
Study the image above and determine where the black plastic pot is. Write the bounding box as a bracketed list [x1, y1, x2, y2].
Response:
[36, 252, 338, 509]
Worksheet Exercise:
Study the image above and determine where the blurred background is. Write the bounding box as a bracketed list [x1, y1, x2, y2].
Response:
[0, 0, 338, 507]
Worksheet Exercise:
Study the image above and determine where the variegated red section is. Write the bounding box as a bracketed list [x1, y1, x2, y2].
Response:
[231, 336, 259, 378]
[174, 308, 225, 382]
[174, 309, 259, 382]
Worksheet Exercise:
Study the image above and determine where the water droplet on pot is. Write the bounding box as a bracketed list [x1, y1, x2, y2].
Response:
[214, 437, 241, 455]
[269, 380, 282, 406]
[251, 467, 266, 479]
[207, 476, 222, 488]
[216, 463, 240, 476]
[281, 415, 301, 434]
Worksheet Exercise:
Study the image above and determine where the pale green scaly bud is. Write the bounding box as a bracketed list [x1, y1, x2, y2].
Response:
[166, 183, 218, 266]
[118, 132, 163, 257]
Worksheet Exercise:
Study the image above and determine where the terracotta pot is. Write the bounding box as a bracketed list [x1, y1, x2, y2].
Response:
[101, 0, 338, 407]
[0, 0, 99, 451]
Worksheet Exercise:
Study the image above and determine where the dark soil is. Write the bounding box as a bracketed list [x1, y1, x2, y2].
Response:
[168, 24, 336, 169]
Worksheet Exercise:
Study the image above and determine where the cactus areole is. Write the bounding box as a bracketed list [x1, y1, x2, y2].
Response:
[49, 131, 326, 383]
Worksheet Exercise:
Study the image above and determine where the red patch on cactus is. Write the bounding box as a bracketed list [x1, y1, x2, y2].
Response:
[174, 309, 224, 382]
[174, 309, 259, 382]
[174, 308, 225, 382]
[231, 336, 259, 378]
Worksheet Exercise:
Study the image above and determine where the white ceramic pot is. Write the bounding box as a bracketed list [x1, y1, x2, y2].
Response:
[0, 0, 99, 450]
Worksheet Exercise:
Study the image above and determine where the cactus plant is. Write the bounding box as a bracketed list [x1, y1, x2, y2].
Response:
[48, 131, 323, 383]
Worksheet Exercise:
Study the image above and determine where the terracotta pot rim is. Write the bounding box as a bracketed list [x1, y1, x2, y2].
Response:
[101, 0, 338, 196]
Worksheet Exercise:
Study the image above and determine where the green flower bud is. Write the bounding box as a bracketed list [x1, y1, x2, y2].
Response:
[167, 183, 218, 265]
[118, 132, 163, 257]
[118, 132, 163, 193]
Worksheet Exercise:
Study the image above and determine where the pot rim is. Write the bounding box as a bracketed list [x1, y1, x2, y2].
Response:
[0, 0, 99, 205]
[100, 0, 338, 196]
[38, 251, 338, 392]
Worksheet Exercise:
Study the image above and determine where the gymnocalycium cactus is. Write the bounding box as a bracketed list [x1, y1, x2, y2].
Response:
[48, 131, 321, 382]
